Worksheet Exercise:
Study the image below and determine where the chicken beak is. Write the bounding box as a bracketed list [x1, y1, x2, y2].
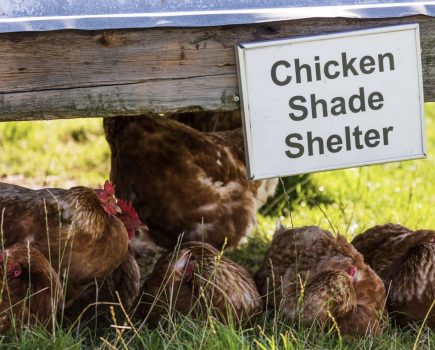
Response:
[115, 205, 123, 215]
[137, 223, 149, 232]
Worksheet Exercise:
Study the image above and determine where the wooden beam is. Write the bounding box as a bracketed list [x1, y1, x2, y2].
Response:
[0, 15, 433, 121]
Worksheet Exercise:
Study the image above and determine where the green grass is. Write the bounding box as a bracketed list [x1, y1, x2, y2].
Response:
[0, 103, 434, 349]
[274, 102, 434, 236]
[0, 118, 110, 188]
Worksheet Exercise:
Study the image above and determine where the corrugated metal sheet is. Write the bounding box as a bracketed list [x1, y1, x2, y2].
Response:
[0, 1, 434, 33]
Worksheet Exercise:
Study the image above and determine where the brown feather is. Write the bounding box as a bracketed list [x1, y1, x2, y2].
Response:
[0, 243, 63, 334]
[65, 246, 140, 324]
[353, 225, 435, 327]
[0, 182, 129, 308]
[133, 241, 262, 327]
[103, 115, 277, 249]
[256, 226, 386, 336]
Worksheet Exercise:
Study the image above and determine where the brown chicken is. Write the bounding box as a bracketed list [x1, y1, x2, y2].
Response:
[352, 224, 435, 327]
[0, 181, 129, 307]
[133, 241, 262, 327]
[104, 115, 277, 249]
[255, 226, 386, 337]
[65, 199, 143, 322]
[0, 243, 63, 334]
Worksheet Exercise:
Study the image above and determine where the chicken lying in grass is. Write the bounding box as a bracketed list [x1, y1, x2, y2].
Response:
[255, 226, 386, 337]
[104, 115, 277, 249]
[133, 241, 262, 327]
[0, 243, 63, 334]
[352, 224, 435, 327]
[0, 181, 130, 308]
[65, 199, 142, 322]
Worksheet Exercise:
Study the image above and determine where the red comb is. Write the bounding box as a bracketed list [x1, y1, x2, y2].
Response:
[103, 180, 116, 196]
[117, 199, 140, 221]
[117, 199, 142, 239]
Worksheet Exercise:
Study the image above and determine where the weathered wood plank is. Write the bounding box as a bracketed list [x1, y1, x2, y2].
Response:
[0, 75, 239, 120]
[0, 15, 433, 121]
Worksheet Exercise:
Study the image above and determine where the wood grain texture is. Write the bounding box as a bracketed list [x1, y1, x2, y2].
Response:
[0, 15, 433, 121]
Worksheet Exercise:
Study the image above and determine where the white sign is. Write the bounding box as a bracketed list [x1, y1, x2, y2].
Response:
[236, 24, 426, 180]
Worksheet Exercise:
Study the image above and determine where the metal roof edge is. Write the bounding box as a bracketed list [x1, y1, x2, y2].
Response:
[0, 2, 433, 33]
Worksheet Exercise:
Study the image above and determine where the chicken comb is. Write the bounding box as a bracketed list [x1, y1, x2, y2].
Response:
[117, 199, 140, 221]
[103, 180, 116, 196]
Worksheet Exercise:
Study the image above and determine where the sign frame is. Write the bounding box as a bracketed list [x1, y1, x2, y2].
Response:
[236, 24, 426, 180]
